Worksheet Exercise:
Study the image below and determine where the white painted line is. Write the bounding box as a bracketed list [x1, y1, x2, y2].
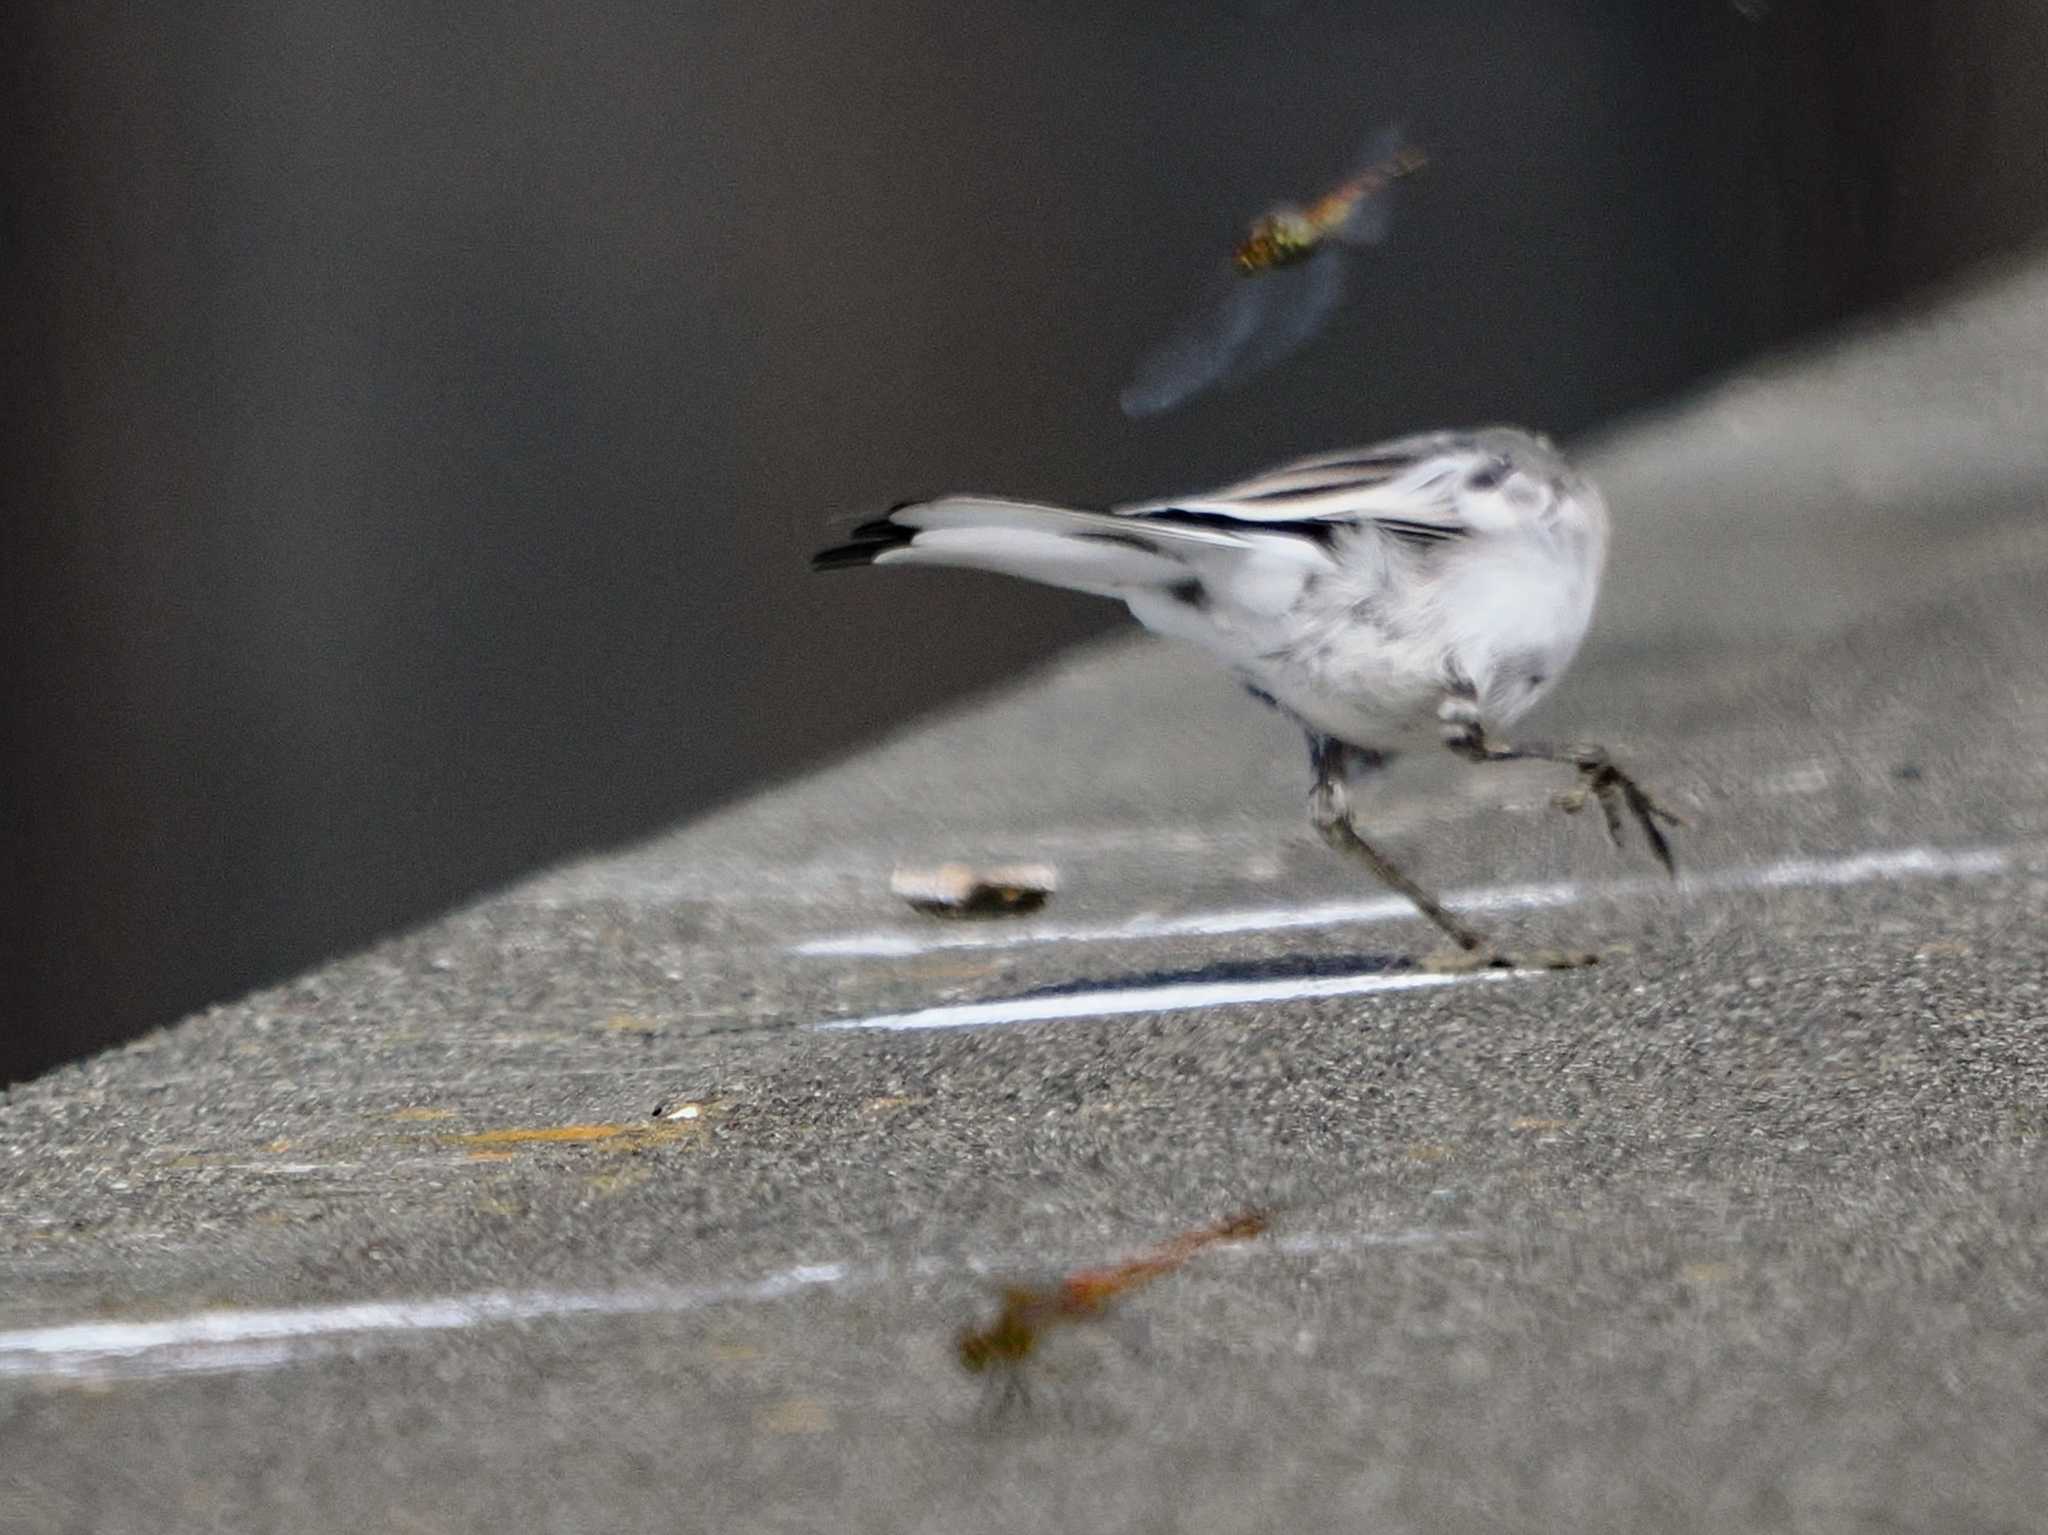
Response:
[0, 1225, 1458, 1383]
[0, 1264, 850, 1383]
[792, 843, 2020, 960]
[813, 966, 1524, 1033]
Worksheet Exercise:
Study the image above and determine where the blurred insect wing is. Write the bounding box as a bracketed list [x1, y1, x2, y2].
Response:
[1120, 269, 1274, 418]
[1332, 123, 1417, 248]
[1336, 187, 1395, 247]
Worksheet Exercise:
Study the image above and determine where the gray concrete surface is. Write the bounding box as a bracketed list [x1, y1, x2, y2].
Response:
[7, 250, 2048, 1534]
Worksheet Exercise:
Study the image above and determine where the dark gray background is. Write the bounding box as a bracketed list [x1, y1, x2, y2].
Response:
[7, 0, 2047, 1083]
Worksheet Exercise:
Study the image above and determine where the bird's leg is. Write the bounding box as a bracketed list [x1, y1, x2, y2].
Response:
[1437, 695, 1684, 876]
[1305, 734, 1490, 955]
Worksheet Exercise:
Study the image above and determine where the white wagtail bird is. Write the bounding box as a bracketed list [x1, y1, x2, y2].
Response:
[814, 427, 1679, 962]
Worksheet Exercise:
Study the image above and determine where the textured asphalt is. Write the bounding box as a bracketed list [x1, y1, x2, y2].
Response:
[7, 255, 2048, 1534]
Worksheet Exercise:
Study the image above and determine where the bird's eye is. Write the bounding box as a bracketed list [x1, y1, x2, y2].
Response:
[1465, 459, 1508, 492]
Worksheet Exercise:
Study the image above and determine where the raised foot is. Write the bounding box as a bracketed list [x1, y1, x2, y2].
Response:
[1419, 946, 1599, 974]
[1554, 748, 1687, 876]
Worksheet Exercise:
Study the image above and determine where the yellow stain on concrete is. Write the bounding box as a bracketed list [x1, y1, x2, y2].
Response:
[444, 1122, 702, 1153]
[603, 1013, 663, 1034]
[756, 1397, 833, 1435]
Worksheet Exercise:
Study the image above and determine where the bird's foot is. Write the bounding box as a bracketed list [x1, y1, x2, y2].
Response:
[1418, 946, 1598, 974]
[1553, 747, 1686, 876]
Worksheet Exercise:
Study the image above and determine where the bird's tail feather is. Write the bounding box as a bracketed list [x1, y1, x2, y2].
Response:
[812, 496, 1225, 597]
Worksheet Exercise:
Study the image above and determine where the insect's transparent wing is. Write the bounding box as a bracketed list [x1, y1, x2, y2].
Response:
[1219, 244, 1347, 382]
[1334, 189, 1393, 248]
[1120, 248, 1346, 419]
[1331, 123, 1409, 248]
[1118, 268, 1273, 419]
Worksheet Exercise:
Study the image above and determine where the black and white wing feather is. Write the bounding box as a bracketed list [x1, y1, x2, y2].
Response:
[1115, 427, 1566, 547]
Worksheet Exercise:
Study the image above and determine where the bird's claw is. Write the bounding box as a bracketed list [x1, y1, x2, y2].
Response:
[1556, 749, 1685, 876]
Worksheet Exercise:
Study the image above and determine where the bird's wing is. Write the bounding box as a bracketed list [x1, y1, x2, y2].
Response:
[1114, 428, 1550, 547]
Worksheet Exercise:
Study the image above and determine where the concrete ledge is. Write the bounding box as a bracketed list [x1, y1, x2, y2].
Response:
[6, 253, 2048, 1534]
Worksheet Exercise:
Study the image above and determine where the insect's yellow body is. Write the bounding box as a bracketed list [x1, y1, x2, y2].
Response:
[1232, 144, 1428, 275]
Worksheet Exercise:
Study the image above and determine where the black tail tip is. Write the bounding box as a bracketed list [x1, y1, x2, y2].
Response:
[811, 541, 885, 571]
[811, 508, 917, 571]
